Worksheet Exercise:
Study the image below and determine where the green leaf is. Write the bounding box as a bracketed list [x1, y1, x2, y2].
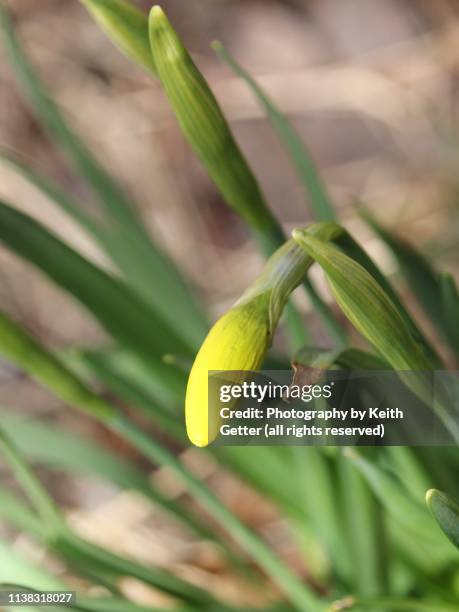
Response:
[70, 348, 184, 436]
[344, 450, 455, 567]
[292, 447, 351, 581]
[0, 542, 65, 591]
[0, 427, 62, 534]
[330, 595, 459, 611]
[0, 486, 43, 536]
[0, 201, 188, 402]
[0, 154, 208, 352]
[0, 6, 208, 349]
[360, 209, 449, 349]
[440, 272, 459, 359]
[55, 533, 217, 607]
[338, 460, 387, 598]
[212, 42, 335, 223]
[426, 489, 459, 551]
[79, 0, 157, 74]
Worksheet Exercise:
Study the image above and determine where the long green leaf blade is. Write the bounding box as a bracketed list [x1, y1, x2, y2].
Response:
[213, 42, 335, 222]
[0, 201, 187, 401]
[440, 272, 459, 359]
[0, 427, 61, 533]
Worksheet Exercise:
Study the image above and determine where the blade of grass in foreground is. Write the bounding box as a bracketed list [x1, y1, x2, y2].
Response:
[0, 4, 208, 348]
[0, 153, 208, 343]
[0, 200, 188, 403]
[213, 42, 335, 223]
[0, 310, 323, 612]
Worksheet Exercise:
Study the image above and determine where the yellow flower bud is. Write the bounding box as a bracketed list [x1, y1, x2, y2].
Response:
[185, 294, 270, 447]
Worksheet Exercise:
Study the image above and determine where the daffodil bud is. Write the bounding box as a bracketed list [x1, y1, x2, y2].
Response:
[149, 6, 278, 235]
[186, 294, 271, 447]
[185, 229, 340, 448]
[80, 0, 157, 74]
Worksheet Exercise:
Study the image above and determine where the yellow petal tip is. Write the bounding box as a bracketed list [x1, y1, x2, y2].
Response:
[150, 5, 164, 19]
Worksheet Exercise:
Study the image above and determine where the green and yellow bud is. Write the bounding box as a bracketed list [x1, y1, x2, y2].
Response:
[149, 6, 277, 235]
[185, 230, 341, 447]
[186, 294, 270, 447]
[80, 0, 157, 74]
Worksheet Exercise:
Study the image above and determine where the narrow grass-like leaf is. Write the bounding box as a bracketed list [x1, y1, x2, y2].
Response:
[213, 42, 335, 222]
[292, 446, 350, 581]
[0, 154, 208, 350]
[0, 1, 139, 226]
[0, 201, 188, 402]
[79, 0, 156, 74]
[0, 542, 65, 591]
[360, 209, 450, 348]
[383, 447, 432, 505]
[0, 311, 116, 421]
[426, 489, 459, 551]
[0, 486, 43, 536]
[440, 272, 459, 359]
[70, 348, 184, 436]
[293, 346, 388, 371]
[0, 6, 208, 348]
[56, 533, 218, 607]
[292, 344, 387, 593]
[339, 460, 387, 598]
[330, 596, 459, 611]
[0, 427, 62, 535]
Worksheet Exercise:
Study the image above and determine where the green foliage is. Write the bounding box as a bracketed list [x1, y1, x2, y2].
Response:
[0, 2, 457, 611]
[426, 489, 459, 551]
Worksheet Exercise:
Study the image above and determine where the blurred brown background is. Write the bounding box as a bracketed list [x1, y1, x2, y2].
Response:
[1, 0, 459, 606]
